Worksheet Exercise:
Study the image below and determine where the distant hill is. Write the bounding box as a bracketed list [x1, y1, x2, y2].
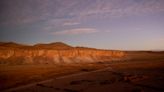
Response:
[0, 42, 73, 50]
[34, 42, 73, 50]
[0, 42, 104, 50]
[0, 42, 28, 49]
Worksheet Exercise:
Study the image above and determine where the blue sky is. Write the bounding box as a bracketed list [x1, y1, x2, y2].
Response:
[0, 0, 164, 50]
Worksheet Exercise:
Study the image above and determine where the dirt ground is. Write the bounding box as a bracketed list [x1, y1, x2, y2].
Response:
[0, 52, 164, 92]
[0, 63, 107, 91]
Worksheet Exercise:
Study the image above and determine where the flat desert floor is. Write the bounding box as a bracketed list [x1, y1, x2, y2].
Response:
[0, 52, 164, 92]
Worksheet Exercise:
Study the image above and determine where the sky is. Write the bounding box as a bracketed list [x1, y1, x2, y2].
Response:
[0, 0, 164, 50]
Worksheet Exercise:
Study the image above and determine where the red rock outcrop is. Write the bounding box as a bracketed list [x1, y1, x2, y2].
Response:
[0, 42, 125, 64]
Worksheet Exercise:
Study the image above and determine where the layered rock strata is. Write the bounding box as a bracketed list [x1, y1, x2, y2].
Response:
[0, 42, 125, 64]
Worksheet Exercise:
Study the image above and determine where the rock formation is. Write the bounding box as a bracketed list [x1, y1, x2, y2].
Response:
[0, 42, 125, 64]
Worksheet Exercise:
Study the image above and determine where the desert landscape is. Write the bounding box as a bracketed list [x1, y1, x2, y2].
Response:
[0, 42, 164, 92]
[1, 0, 164, 92]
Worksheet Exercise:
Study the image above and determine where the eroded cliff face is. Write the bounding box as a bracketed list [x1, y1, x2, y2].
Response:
[0, 42, 125, 64]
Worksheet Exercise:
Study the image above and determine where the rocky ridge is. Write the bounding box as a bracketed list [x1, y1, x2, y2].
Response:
[0, 42, 125, 64]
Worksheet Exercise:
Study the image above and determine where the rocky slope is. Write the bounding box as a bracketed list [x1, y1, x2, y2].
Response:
[0, 42, 125, 64]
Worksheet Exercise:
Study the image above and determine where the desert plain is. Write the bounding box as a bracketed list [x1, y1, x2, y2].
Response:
[0, 42, 164, 92]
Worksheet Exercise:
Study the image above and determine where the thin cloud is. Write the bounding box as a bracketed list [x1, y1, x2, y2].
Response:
[63, 22, 80, 26]
[53, 28, 99, 35]
[1, 0, 164, 26]
[70, 0, 164, 19]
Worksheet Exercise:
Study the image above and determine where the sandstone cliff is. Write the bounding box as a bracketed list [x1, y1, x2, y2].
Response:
[0, 42, 125, 64]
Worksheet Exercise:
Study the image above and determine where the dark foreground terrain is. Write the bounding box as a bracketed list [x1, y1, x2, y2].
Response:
[0, 51, 164, 92]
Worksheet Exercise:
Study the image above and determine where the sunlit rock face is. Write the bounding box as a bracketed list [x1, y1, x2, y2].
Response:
[0, 42, 125, 64]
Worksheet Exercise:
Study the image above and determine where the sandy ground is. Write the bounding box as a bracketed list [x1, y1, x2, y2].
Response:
[0, 63, 107, 91]
[1, 60, 164, 92]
